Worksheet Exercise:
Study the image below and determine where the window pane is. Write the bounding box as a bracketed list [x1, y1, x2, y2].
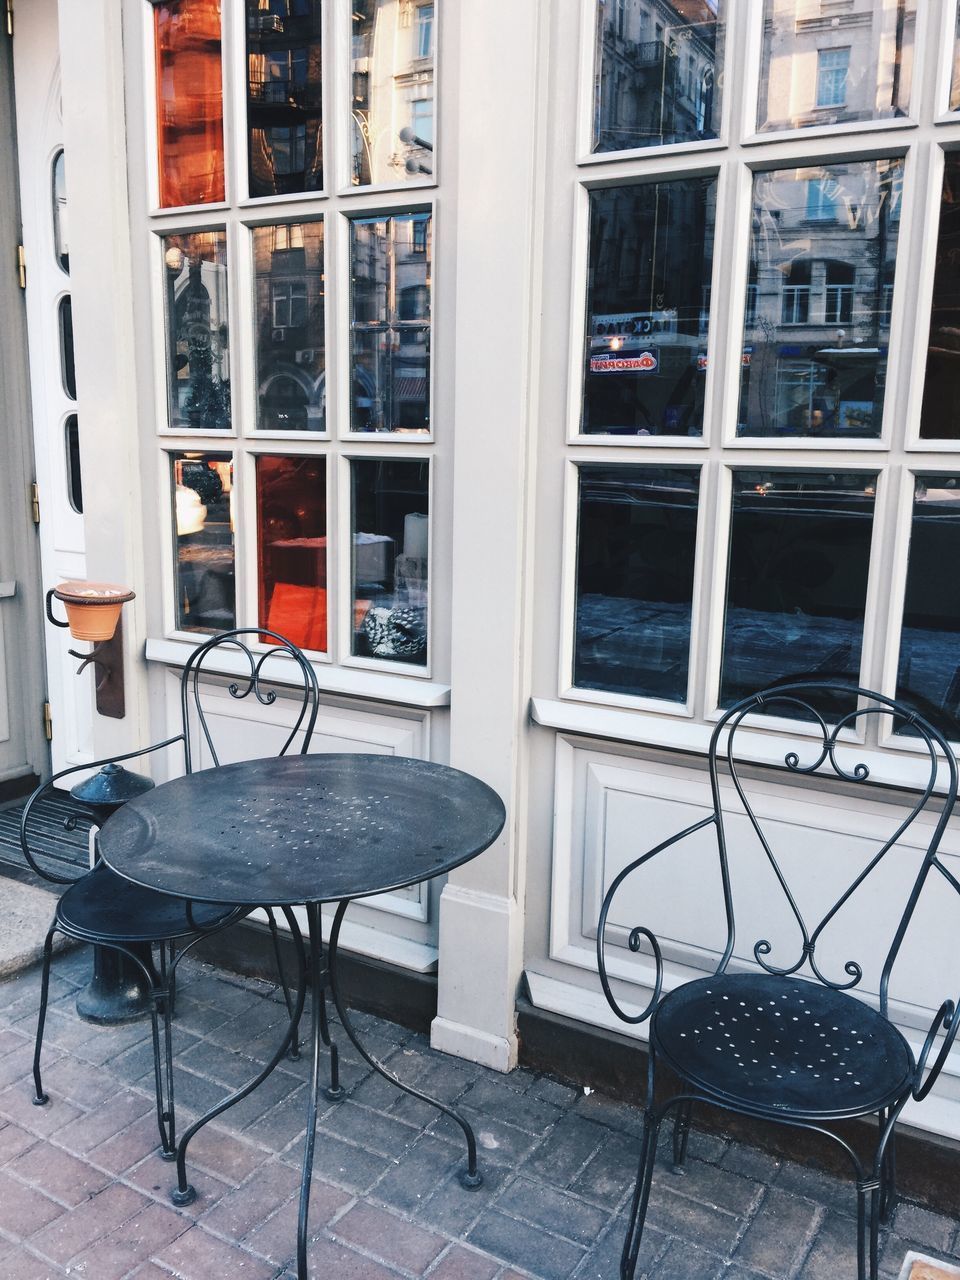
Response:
[757, 0, 914, 133]
[350, 0, 435, 186]
[254, 222, 325, 431]
[895, 477, 960, 736]
[952, 7, 960, 112]
[737, 159, 902, 440]
[52, 150, 68, 273]
[59, 296, 76, 400]
[162, 231, 231, 430]
[582, 178, 716, 437]
[155, 0, 226, 207]
[172, 452, 235, 632]
[351, 460, 428, 665]
[247, 0, 323, 197]
[350, 214, 431, 434]
[574, 465, 699, 701]
[920, 154, 960, 441]
[257, 455, 327, 652]
[592, 0, 724, 153]
[719, 470, 877, 707]
[65, 416, 82, 515]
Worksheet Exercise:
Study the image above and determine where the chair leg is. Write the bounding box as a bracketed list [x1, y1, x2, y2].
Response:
[149, 944, 176, 1160]
[266, 908, 300, 1061]
[621, 1109, 661, 1280]
[672, 1099, 694, 1173]
[855, 1178, 883, 1280]
[316, 939, 343, 1101]
[879, 1112, 897, 1224]
[32, 925, 57, 1106]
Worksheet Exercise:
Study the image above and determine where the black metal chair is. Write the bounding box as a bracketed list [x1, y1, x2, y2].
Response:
[597, 682, 960, 1280]
[20, 628, 342, 1159]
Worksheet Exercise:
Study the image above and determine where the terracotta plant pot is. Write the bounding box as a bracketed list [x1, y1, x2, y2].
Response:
[49, 582, 136, 642]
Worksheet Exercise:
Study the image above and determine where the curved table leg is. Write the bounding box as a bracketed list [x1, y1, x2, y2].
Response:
[327, 897, 483, 1190]
[171, 906, 307, 1207]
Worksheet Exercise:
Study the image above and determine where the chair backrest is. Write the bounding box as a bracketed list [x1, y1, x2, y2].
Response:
[707, 682, 959, 1016]
[179, 628, 320, 772]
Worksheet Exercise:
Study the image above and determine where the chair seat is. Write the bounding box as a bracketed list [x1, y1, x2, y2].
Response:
[652, 972, 914, 1120]
[56, 865, 240, 945]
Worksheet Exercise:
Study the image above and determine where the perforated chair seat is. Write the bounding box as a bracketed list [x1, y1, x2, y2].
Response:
[55, 865, 239, 946]
[652, 973, 914, 1121]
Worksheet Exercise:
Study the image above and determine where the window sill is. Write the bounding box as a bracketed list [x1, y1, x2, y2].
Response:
[145, 637, 451, 708]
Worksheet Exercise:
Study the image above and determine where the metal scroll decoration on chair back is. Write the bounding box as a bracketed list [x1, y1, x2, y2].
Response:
[597, 682, 960, 1280]
[19, 628, 324, 1160]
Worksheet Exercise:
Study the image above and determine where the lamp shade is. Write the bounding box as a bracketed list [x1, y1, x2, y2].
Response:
[50, 582, 135, 642]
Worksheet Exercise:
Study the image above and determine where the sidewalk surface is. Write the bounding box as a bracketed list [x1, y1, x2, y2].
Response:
[0, 949, 958, 1280]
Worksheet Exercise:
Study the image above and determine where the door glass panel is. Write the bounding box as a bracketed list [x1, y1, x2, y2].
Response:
[350, 0, 436, 187]
[65, 416, 82, 514]
[254, 222, 325, 431]
[719, 470, 877, 707]
[58, 296, 76, 400]
[52, 150, 68, 273]
[155, 0, 226, 207]
[247, 0, 323, 197]
[896, 476, 960, 737]
[257, 455, 327, 652]
[162, 231, 231, 430]
[582, 177, 716, 437]
[349, 213, 430, 433]
[574, 465, 700, 702]
[757, 0, 915, 133]
[351, 459, 428, 665]
[920, 154, 960, 441]
[738, 158, 902, 440]
[172, 452, 235, 631]
[592, 0, 724, 153]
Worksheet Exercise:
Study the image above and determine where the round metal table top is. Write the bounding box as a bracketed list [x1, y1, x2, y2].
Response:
[97, 754, 506, 907]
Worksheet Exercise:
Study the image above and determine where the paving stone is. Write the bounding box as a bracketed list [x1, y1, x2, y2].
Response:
[567, 1131, 638, 1207]
[720, 1141, 783, 1183]
[494, 1176, 611, 1247]
[571, 1091, 645, 1138]
[798, 1207, 872, 1280]
[334, 1199, 447, 1273]
[58, 1200, 188, 1280]
[242, 1183, 352, 1264]
[0, 1119, 38, 1164]
[893, 1204, 959, 1255]
[662, 1157, 765, 1217]
[411, 1161, 509, 1239]
[318, 1099, 422, 1160]
[643, 1181, 744, 1258]
[287, 1234, 405, 1278]
[370, 1131, 461, 1215]
[731, 1187, 823, 1277]
[200, 1158, 301, 1238]
[7, 1141, 111, 1206]
[452, 1107, 552, 1167]
[86, 1112, 168, 1175]
[522, 1114, 606, 1189]
[0, 1247, 67, 1278]
[573, 1217, 669, 1280]
[27, 1181, 148, 1264]
[0, 1169, 65, 1238]
[523, 1076, 579, 1109]
[178, 1122, 270, 1186]
[652, 1236, 725, 1279]
[124, 1157, 231, 1217]
[281, 1127, 389, 1194]
[467, 1208, 588, 1280]
[428, 1244, 501, 1280]
[775, 1160, 858, 1219]
[0, 1082, 83, 1137]
[153, 1223, 278, 1278]
[461, 1078, 562, 1136]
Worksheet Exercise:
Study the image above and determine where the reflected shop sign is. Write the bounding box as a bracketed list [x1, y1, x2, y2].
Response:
[589, 311, 677, 375]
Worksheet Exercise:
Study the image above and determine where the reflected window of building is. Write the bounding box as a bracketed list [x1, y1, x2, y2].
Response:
[52, 151, 68, 273]
[349, 212, 431, 433]
[581, 177, 717, 437]
[737, 159, 902, 439]
[58, 296, 76, 401]
[257, 455, 327, 651]
[351, 0, 436, 187]
[920, 154, 960, 441]
[806, 176, 839, 222]
[246, 0, 323, 198]
[574, 465, 700, 702]
[719, 470, 877, 707]
[351, 459, 429, 666]
[162, 231, 231, 430]
[757, 0, 914, 133]
[155, 0, 226, 208]
[254, 221, 324, 432]
[816, 47, 850, 109]
[171, 452, 235, 632]
[592, 0, 724, 154]
[896, 475, 960, 737]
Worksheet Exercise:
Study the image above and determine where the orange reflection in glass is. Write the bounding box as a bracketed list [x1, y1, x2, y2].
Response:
[257, 456, 327, 654]
[155, 0, 226, 208]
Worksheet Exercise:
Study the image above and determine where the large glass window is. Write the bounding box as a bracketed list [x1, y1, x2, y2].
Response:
[738, 159, 902, 439]
[349, 213, 431, 434]
[719, 471, 877, 707]
[592, 0, 724, 153]
[52, 151, 68, 273]
[155, 0, 225, 207]
[582, 177, 716, 437]
[757, 0, 915, 133]
[574, 466, 699, 702]
[350, 0, 436, 187]
[172, 452, 235, 632]
[920, 154, 960, 441]
[253, 222, 325, 432]
[257, 455, 327, 652]
[246, 0, 323, 197]
[162, 231, 231, 431]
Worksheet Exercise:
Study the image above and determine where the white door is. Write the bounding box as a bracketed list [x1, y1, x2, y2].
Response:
[12, 0, 91, 772]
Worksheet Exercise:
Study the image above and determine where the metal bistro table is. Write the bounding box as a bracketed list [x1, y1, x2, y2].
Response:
[97, 752, 506, 1279]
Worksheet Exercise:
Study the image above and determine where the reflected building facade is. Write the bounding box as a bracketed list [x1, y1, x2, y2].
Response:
[247, 0, 323, 197]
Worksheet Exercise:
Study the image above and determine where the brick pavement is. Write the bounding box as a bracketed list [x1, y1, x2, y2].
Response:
[0, 950, 957, 1279]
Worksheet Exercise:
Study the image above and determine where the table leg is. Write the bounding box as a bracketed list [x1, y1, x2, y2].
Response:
[296, 902, 330, 1278]
[171, 905, 307, 1207]
[327, 897, 483, 1191]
